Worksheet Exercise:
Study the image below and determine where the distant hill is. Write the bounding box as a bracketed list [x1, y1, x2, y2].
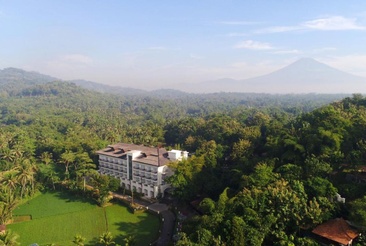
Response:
[189, 58, 366, 94]
[0, 67, 190, 97]
[0, 67, 59, 94]
[0, 67, 58, 85]
[0, 67, 195, 98]
[0, 67, 353, 115]
[2, 58, 364, 96]
[70, 79, 146, 96]
[0, 68, 146, 96]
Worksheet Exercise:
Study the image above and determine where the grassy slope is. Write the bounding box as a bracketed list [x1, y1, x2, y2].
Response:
[8, 192, 159, 246]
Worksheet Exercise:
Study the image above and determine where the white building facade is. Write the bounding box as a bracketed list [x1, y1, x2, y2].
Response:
[97, 143, 188, 198]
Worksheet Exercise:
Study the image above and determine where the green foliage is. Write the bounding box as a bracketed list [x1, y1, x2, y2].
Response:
[72, 234, 86, 246]
[166, 156, 204, 201]
[0, 229, 20, 246]
[199, 198, 216, 215]
[303, 156, 332, 178]
[276, 163, 302, 181]
[91, 174, 120, 206]
[228, 216, 246, 246]
[349, 196, 366, 227]
[2, 79, 366, 245]
[123, 235, 136, 246]
[305, 177, 337, 198]
[98, 231, 115, 246]
[0, 190, 17, 224]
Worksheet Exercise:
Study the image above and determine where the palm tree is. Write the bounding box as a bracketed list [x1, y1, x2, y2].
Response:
[73, 234, 86, 246]
[17, 161, 35, 198]
[11, 147, 24, 163]
[0, 191, 17, 224]
[124, 235, 136, 246]
[1, 171, 19, 195]
[40, 152, 53, 165]
[0, 148, 15, 163]
[0, 229, 19, 246]
[98, 231, 115, 246]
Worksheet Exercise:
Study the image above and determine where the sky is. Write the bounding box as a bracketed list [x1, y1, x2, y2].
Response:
[1, 0, 366, 90]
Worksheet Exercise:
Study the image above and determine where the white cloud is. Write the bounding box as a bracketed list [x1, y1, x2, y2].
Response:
[234, 40, 274, 50]
[303, 16, 365, 30]
[255, 15, 366, 34]
[255, 26, 300, 34]
[301, 16, 365, 31]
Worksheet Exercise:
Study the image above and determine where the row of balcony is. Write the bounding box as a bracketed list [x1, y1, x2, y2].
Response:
[100, 161, 160, 174]
[100, 169, 128, 179]
[100, 158, 127, 166]
[100, 168, 163, 187]
[134, 170, 156, 175]
[133, 166, 157, 172]
[100, 162, 128, 172]
[134, 177, 158, 186]
[100, 164, 160, 179]
[133, 172, 157, 180]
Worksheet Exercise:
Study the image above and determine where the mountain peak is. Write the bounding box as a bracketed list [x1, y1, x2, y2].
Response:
[191, 58, 366, 94]
[294, 57, 318, 63]
[284, 58, 334, 71]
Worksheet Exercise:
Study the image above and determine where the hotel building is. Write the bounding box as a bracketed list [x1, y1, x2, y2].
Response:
[97, 143, 188, 198]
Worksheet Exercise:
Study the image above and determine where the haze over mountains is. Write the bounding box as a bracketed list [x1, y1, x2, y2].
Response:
[0, 58, 365, 95]
[187, 58, 366, 94]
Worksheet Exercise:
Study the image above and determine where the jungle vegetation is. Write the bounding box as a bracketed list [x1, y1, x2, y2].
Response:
[0, 78, 365, 245]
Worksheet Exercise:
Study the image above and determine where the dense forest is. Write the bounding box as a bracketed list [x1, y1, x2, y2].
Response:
[0, 76, 365, 245]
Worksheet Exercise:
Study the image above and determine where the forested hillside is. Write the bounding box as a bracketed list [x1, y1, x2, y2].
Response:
[0, 80, 365, 245]
[168, 94, 366, 246]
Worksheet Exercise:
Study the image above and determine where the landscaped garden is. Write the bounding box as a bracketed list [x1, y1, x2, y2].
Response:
[7, 192, 160, 245]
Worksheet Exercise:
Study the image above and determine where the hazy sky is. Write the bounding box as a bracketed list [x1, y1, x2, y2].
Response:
[1, 1, 366, 89]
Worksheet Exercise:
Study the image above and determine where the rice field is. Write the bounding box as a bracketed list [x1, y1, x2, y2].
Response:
[7, 192, 159, 245]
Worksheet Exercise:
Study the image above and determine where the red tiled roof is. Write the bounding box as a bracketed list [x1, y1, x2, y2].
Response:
[0, 224, 5, 232]
[312, 218, 359, 245]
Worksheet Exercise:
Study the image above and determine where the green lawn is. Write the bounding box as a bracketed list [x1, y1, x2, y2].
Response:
[8, 192, 159, 246]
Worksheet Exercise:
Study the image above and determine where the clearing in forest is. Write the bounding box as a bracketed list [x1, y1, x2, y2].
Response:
[7, 192, 159, 245]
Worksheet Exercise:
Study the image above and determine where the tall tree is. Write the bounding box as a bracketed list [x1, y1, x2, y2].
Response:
[60, 151, 76, 178]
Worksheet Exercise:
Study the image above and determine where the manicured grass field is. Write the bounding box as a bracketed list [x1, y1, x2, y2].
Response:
[8, 192, 159, 246]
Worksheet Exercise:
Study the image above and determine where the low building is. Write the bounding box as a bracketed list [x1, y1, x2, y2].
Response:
[97, 143, 188, 198]
[312, 218, 360, 246]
